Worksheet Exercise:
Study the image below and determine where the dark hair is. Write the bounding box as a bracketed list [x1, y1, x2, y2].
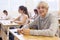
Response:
[34, 9, 38, 14]
[19, 6, 29, 17]
[3, 10, 8, 13]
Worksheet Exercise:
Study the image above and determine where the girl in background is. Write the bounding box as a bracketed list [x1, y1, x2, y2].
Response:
[9, 6, 29, 40]
[13, 6, 29, 28]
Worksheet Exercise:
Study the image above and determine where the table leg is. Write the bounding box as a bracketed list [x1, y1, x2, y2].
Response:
[7, 27, 9, 40]
[1, 29, 7, 40]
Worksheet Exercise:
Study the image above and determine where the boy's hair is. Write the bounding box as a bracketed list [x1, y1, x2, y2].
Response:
[3, 10, 8, 13]
[37, 1, 49, 9]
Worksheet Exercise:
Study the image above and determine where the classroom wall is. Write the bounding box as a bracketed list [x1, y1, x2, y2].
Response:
[0, 0, 59, 18]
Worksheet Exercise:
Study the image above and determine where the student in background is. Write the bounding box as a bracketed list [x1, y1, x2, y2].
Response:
[28, 9, 38, 23]
[9, 6, 29, 40]
[12, 6, 29, 28]
[19, 1, 59, 37]
[0, 10, 10, 20]
[32, 9, 38, 19]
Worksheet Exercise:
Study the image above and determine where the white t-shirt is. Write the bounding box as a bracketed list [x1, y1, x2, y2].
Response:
[19, 14, 28, 25]
[0, 14, 10, 20]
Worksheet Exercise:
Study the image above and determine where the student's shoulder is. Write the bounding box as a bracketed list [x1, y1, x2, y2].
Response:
[48, 13, 58, 20]
[24, 15, 28, 18]
[49, 13, 57, 17]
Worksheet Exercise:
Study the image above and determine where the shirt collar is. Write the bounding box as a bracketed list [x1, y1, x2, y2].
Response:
[39, 13, 49, 20]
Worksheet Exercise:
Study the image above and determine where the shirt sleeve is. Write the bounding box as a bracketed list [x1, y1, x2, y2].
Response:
[30, 14, 59, 36]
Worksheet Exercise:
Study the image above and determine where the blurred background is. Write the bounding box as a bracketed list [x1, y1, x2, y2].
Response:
[0, 0, 59, 18]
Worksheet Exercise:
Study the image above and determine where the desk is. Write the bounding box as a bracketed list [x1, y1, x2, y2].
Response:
[9, 29, 60, 40]
[0, 20, 20, 40]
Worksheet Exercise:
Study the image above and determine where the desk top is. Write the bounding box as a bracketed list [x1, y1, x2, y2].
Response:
[0, 20, 20, 26]
[24, 35, 59, 40]
[9, 29, 60, 40]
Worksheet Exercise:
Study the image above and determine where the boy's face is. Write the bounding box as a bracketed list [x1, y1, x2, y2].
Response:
[4, 12, 8, 15]
[37, 4, 48, 17]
